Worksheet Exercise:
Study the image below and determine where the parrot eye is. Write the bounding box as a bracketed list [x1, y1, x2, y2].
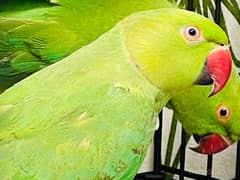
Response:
[216, 104, 231, 123]
[188, 28, 197, 36]
[182, 26, 203, 43]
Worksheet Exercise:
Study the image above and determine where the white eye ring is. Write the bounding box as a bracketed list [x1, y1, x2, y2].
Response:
[181, 26, 204, 43]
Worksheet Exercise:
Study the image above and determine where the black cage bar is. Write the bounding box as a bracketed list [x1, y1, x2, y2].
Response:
[135, 0, 240, 179]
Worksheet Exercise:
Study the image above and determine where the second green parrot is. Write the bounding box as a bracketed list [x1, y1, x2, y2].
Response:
[168, 66, 240, 154]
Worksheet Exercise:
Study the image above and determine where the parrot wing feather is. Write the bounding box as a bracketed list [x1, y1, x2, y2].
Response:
[0, 82, 156, 179]
[0, 17, 80, 89]
[0, 27, 160, 179]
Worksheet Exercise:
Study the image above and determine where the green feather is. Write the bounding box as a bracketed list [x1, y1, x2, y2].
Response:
[0, 0, 175, 91]
[0, 8, 230, 178]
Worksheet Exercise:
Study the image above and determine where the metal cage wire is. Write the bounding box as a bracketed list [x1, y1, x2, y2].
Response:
[135, 0, 240, 179]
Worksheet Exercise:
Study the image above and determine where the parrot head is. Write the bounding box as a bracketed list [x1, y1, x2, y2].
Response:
[168, 69, 240, 154]
[120, 8, 232, 97]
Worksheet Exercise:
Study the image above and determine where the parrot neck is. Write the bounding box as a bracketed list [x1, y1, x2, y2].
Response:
[154, 90, 172, 113]
[118, 15, 194, 98]
[121, 40, 183, 99]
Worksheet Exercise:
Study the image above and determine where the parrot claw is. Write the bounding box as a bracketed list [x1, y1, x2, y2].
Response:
[190, 133, 232, 154]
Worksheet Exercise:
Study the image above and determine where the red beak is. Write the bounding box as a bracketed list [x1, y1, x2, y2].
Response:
[194, 46, 232, 97]
[207, 46, 232, 97]
[190, 134, 231, 154]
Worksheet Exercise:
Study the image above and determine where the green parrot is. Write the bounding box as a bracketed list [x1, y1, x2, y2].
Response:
[168, 66, 240, 155]
[0, 0, 175, 92]
[0, 8, 232, 179]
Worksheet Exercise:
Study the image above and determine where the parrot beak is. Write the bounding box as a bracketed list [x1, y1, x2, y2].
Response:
[190, 133, 232, 154]
[194, 46, 232, 97]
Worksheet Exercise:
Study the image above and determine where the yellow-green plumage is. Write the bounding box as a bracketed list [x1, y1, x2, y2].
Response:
[0, 8, 229, 179]
[0, 22, 159, 180]
[0, 0, 175, 92]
